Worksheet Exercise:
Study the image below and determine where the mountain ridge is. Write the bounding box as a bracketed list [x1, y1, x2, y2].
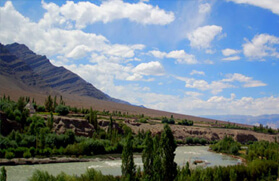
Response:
[2, 42, 129, 104]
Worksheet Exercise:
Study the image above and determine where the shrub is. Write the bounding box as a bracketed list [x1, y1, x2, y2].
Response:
[23, 150, 32, 158]
[185, 137, 193, 144]
[55, 105, 69, 116]
[36, 105, 45, 112]
[193, 137, 200, 144]
[200, 138, 207, 145]
[5, 151, 15, 159]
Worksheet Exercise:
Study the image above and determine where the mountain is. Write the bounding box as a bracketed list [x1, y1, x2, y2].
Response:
[205, 114, 279, 128]
[0, 43, 50, 91]
[1, 42, 128, 104]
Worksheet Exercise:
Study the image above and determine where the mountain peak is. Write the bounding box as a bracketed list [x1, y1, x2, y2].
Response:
[2, 42, 129, 105]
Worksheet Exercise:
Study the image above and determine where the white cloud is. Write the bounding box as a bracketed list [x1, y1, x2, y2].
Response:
[187, 25, 223, 49]
[222, 48, 240, 56]
[222, 56, 241, 61]
[137, 92, 279, 116]
[199, 3, 211, 14]
[185, 91, 203, 97]
[176, 76, 234, 94]
[190, 70, 205, 76]
[149, 50, 167, 59]
[243, 34, 279, 60]
[132, 61, 164, 76]
[0, 1, 147, 63]
[149, 50, 198, 64]
[41, 0, 175, 29]
[227, 0, 279, 15]
[223, 73, 267, 87]
[176, 73, 266, 94]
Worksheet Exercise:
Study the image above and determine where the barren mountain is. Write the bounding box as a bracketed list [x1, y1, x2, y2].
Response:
[3, 42, 128, 104]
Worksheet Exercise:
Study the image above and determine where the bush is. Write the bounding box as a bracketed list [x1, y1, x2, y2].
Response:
[36, 105, 45, 112]
[185, 137, 193, 144]
[193, 137, 200, 144]
[23, 150, 32, 158]
[55, 105, 69, 116]
[5, 151, 15, 159]
[200, 138, 207, 145]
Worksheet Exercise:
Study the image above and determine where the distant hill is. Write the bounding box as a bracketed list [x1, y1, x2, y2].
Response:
[1, 42, 128, 104]
[205, 114, 279, 128]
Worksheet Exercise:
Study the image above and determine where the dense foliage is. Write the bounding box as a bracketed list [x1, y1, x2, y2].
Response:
[210, 135, 241, 155]
[161, 116, 175, 124]
[0, 96, 146, 159]
[177, 119, 193, 126]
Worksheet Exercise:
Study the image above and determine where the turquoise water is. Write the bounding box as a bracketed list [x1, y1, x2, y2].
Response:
[4, 146, 241, 181]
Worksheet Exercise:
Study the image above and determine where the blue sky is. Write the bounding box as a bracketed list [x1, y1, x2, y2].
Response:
[1, 0, 279, 120]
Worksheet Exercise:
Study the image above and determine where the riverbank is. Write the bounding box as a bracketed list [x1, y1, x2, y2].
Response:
[0, 145, 207, 166]
[207, 147, 247, 165]
[0, 154, 124, 166]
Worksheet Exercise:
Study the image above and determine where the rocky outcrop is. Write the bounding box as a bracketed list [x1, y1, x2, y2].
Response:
[235, 133, 258, 144]
[53, 116, 95, 137]
[51, 116, 124, 137]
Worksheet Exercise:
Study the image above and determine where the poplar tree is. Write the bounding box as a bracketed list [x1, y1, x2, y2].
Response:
[121, 132, 136, 180]
[142, 131, 154, 180]
[44, 95, 53, 112]
[161, 124, 177, 181]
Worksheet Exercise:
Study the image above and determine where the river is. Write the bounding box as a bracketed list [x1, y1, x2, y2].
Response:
[4, 146, 241, 181]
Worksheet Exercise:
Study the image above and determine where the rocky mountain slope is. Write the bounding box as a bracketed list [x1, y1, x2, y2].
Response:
[1, 42, 127, 104]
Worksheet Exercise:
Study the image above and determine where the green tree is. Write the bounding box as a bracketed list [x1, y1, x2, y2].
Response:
[53, 96, 57, 110]
[0, 167, 6, 181]
[59, 95, 65, 105]
[152, 135, 163, 181]
[55, 105, 69, 116]
[108, 115, 113, 136]
[17, 96, 25, 112]
[230, 168, 237, 181]
[89, 107, 98, 132]
[161, 124, 177, 181]
[121, 133, 136, 180]
[44, 95, 53, 112]
[142, 131, 154, 180]
[47, 112, 54, 129]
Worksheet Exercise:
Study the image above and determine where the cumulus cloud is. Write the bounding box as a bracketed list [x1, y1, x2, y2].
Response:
[176, 73, 266, 94]
[190, 70, 205, 76]
[222, 56, 241, 61]
[199, 3, 211, 14]
[223, 73, 267, 87]
[41, 0, 175, 29]
[138, 92, 279, 116]
[187, 25, 223, 49]
[149, 50, 198, 64]
[243, 34, 279, 60]
[185, 91, 203, 97]
[176, 76, 234, 94]
[227, 0, 279, 15]
[222, 48, 240, 56]
[0, 1, 147, 63]
[132, 61, 164, 76]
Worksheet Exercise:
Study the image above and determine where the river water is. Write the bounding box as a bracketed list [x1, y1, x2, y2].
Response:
[4, 146, 241, 181]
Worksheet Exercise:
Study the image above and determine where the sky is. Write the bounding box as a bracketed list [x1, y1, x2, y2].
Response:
[0, 0, 279, 118]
